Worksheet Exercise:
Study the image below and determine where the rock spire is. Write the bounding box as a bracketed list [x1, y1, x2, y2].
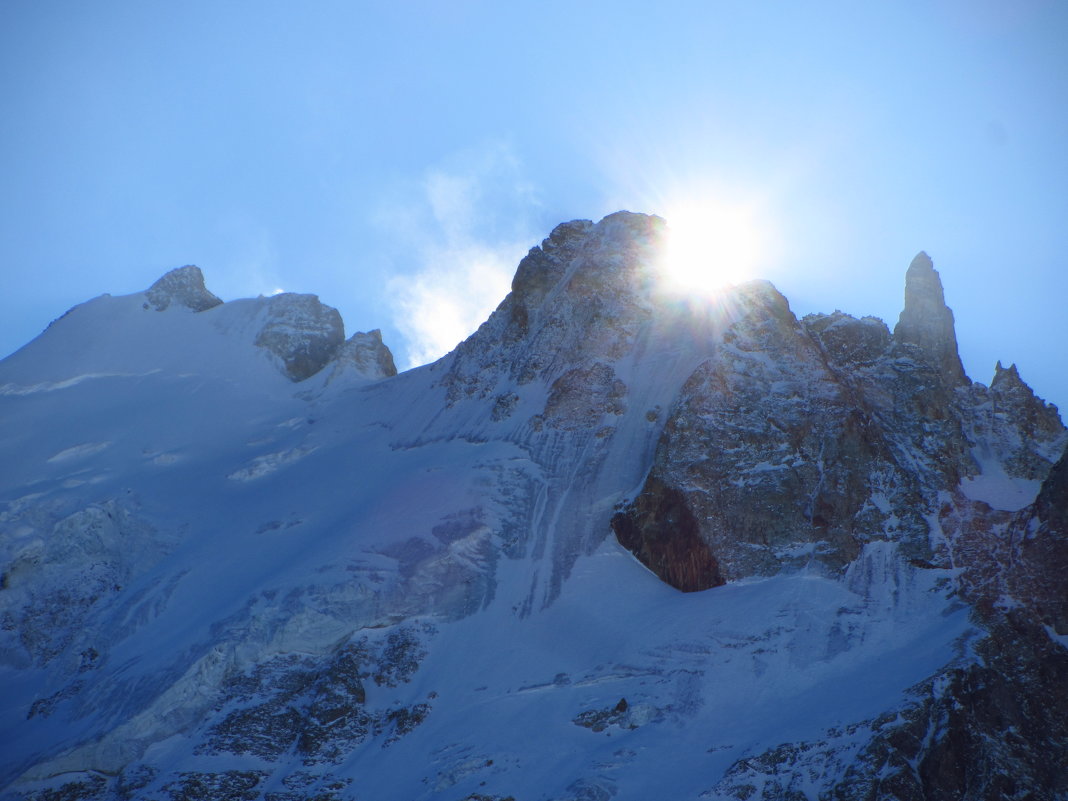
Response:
[893, 251, 967, 384]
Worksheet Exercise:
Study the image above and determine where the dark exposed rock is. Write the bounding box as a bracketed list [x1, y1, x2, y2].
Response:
[542, 362, 627, 430]
[988, 361, 1067, 480]
[198, 626, 431, 767]
[114, 765, 157, 800]
[572, 696, 658, 734]
[803, 312, 890, 368]
[940, 438, 1068, 634]
[1006, 449, 1068, 634]
[162, 770, 267, 801]
[380, 702, 432, 746]
[253, 293, 345, 381]
[1032, 445, 1068, 539]
[711, 731, 867, 801]
[709, 612, 1068, 800]
[720, 437, 1068, 799]
[144, 266, 223, 313]
[553, 777, 617, 801]
[18, 774, 107, 801]
[263, 771, 354, 801]
[491, 392, 519, 421]
[431, 212, 672, 609]
[827, 617, 1068, 801]
[611, 477, 722, 592]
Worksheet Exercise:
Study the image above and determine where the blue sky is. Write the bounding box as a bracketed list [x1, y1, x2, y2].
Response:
[2, 1, 1066, 408]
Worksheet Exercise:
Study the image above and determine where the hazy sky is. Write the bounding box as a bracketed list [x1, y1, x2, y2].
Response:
[2, 1, 1066, 408]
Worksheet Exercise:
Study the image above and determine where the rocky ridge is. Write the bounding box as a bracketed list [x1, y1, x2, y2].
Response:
[124, 265, 397, 385]
[613, 250, 1064, 589]
[1, 212, 1066, 800]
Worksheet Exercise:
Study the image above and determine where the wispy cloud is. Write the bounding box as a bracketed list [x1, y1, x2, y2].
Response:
[382, 144, 541, 369]
[210, 212, 284, 301]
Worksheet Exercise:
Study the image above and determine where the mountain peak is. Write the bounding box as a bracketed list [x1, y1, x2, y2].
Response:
[992, 359, 1023, 388]
[909, 249, 934, 273]
[144, 265, 223, 312]
[4, 215, 1067, 799]
[331, 328, 398, 382]
[893, 250, 967, 384]
[253, 293, 346, 382]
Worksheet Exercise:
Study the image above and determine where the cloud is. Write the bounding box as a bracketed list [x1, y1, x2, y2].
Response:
[383, 144, 541, 370]
[387, 242, 515, 368]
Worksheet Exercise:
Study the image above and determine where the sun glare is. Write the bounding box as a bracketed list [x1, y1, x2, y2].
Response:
[659, 203, 766, 296]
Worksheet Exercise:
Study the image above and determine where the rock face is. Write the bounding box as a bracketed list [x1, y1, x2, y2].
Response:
[612, 287, 931, 585]
[603, 239, 1068, 799]
[441, 213, 662, 403]
[1, 212, 1067, 801]
[434, 211, 695, 608]
[252, 293, 346, 382]
[613, 250, 1065, 590]
[610, 477, 721, 592]
[987, 360, 1066, 479]
[328, 329, 397, 383]
[144, 266, 223, 312]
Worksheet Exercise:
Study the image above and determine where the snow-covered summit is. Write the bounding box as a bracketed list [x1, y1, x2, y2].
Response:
[1, 267, 397, 389]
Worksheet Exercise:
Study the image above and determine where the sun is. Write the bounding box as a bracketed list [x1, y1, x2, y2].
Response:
[658, 202, 767, 296]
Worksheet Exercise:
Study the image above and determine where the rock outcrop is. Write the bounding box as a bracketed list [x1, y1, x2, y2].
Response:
[252, 293, 346, 382]
[441, 212, 664, 403]
[988, 360, 1066, 480]
[610, 477, 721, 592]
[328, 329, 397, 383]
[144, 266, 223, 312]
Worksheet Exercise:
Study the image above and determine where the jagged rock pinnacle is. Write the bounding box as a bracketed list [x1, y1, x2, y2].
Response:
[893, 251, 967, 384]
[992, 360, 1025, 389]
[145, 265, 223, 312]
[989, 360, 1065, 478]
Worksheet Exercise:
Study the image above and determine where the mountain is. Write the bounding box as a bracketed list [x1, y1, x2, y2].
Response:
[1, 212, 1065, 801]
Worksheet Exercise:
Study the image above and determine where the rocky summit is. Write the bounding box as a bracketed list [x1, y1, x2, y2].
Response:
[0, 212, 1065, 801]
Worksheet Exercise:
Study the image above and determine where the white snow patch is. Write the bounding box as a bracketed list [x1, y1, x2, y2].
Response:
[226, 446, 316, 481]
[46, 441, 111, 463]
[1044, 625, 1068, 650]
[960, 468, 1040, 512]
[0, 371, 160, 396]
